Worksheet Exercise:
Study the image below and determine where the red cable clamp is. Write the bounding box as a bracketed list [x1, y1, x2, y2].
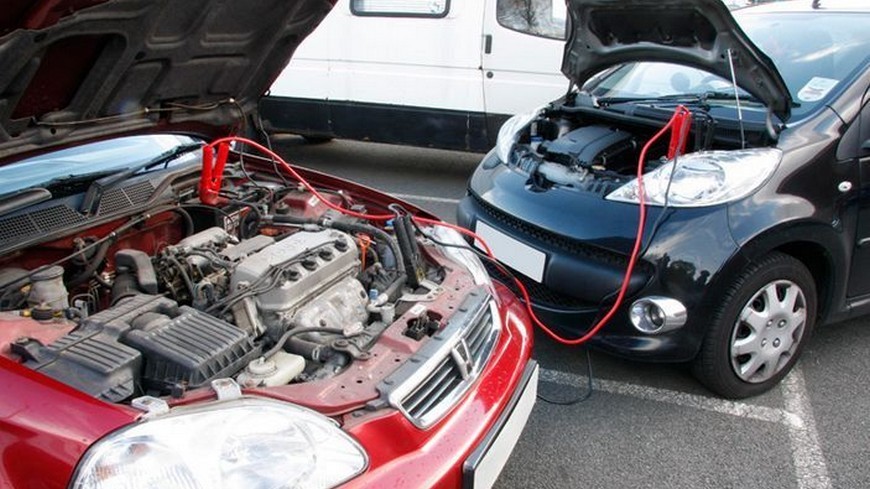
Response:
[666, 107, 693, 160]
[199, 141, 230, 206]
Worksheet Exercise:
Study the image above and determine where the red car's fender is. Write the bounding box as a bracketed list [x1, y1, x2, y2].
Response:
[0, 357, 139, 489]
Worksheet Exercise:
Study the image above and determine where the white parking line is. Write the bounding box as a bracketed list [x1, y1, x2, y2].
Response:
[391, 193, 462, 205]
[540, 368, 787, 424]
[540, 366, 830, 488]
[781, 368, 831, 489]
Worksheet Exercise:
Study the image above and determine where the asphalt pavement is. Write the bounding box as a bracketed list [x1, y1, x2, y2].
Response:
[273, 135, 870, 489]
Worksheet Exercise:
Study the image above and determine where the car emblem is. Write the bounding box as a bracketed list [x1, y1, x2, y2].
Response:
[451, 339, 474, 380]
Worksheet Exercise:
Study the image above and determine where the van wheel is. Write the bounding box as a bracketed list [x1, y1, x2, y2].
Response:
[692, 252, 816, 399]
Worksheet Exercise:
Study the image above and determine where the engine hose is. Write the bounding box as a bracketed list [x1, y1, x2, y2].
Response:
[269, 213, 319, 226]
[392, 215, 420, 288]
[380, 271, 408, 303]
[67, 239, 113, 289]
[285, 337, 335, 362]
[167, 255, 196, 300]
[265, 327, 345, 359]
[171, 206, 195, 238]
[320, 219, 404, 274]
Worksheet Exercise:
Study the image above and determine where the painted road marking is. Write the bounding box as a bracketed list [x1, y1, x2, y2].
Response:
[540, 366, 830, 489]
[781, 368, 831, 489]
[391, 193, 462, 205]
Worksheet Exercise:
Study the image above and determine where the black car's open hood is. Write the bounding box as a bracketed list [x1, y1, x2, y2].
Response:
[563, 0, 792, 121]
[0, 0, 334, 163]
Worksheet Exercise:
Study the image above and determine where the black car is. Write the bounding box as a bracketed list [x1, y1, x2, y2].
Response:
[458, 0, 870, 398]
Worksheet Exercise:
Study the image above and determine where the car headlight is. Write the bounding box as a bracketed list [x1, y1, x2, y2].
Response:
[430, 226, 492, 287]
[71, 397, 367, 489]
[494, 108, 542, 164]
[606, 148, 782, 207]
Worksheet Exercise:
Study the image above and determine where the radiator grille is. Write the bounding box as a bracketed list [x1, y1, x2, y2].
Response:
[484, 260, 592, 309]
[395, 297, 500, 428]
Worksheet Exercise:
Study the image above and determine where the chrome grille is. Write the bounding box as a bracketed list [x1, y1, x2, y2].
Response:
[377, 289, 501, 429]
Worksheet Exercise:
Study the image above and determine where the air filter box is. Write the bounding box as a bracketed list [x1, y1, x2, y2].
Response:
[122, 305, 260, 391]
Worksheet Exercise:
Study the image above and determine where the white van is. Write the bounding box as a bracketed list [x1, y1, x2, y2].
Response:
[261, 0, 569, 152]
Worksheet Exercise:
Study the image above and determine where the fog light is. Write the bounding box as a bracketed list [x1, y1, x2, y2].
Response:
[629, 297, 687, 334]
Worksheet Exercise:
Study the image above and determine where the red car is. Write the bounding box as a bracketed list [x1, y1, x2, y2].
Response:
[0, 1, 536, 488]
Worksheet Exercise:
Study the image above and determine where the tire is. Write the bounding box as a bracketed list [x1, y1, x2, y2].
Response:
[692, 252, 817, 399]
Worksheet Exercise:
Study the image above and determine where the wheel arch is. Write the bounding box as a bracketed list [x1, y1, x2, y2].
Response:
[733, 221, 847, 325]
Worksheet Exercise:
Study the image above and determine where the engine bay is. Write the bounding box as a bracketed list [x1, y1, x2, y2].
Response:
[0, 143, 488, 414]
[503, 93, 774, 194]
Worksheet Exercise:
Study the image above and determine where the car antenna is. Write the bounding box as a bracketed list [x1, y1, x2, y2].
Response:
[726, 48, 746, 149]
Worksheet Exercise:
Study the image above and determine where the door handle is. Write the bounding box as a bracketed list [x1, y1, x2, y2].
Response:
[484, 34, 492, 54]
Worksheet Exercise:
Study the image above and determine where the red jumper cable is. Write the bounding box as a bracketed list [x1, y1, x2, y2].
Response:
[200, 105, 691, 346]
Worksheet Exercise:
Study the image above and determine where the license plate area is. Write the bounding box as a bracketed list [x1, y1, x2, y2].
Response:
[462, 362, 539, 489]
[475, 221, 546, 283]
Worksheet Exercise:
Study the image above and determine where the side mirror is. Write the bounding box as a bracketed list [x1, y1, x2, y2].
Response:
[862, 138, 870, 157]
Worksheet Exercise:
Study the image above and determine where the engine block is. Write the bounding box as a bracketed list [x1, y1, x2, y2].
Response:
[230, 229, 364, 331]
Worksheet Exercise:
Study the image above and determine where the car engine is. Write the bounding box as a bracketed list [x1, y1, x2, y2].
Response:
[0, 157, 480, 406]
[8, 226, 378, 401]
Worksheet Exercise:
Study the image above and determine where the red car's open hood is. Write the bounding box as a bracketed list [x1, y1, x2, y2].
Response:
[0, 0, 334, 163]
[562, 0, 792, 121]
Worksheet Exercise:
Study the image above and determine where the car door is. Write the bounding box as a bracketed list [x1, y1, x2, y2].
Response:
[481, 0, 568, 135]
[846, 87, 870, 297]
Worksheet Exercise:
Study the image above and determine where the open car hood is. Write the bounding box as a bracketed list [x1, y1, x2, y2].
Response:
[563, 0, 792, 121]
[0, 0, 334, 163]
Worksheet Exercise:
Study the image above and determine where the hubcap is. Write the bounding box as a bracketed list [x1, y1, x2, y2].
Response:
[729, 279, 807, 384]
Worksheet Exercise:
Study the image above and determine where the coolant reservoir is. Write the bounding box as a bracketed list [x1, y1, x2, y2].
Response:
[237, 351, 305, 387]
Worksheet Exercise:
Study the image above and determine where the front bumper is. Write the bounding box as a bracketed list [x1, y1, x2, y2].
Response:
[341, 283, 536, 488]
[463, 361, 538, 489]
[458, 172, 740, 362]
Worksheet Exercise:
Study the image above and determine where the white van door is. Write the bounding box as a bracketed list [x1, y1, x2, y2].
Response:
[481, 0, 569, 118]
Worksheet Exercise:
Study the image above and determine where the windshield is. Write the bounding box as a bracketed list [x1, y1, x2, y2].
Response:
[584, 11, 869, 120]
[0, 134, 203, 196]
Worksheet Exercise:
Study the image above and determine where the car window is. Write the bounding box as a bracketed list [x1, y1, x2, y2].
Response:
[585, 12, 869, 122]
[497, 0, 567, 40]
[587, 62, 736, 100]
[0, 134, 202, 197]
[350, 0, 449, 17]
[738, 12, 870, 120]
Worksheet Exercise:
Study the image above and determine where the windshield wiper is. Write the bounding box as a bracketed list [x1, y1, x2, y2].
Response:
[595, 90, 764, 109]
[80, 142, 203, 215]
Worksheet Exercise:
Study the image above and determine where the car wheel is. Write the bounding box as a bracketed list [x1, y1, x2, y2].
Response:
[692, 252, 816, 399]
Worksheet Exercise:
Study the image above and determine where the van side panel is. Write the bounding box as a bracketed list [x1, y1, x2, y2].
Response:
[260, 97, 493, 151]
[264, 0, 492, 150]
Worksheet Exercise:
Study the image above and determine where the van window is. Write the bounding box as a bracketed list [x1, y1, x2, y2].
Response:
[351, 0, 449, 17]
[497, 0, 566, 40]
